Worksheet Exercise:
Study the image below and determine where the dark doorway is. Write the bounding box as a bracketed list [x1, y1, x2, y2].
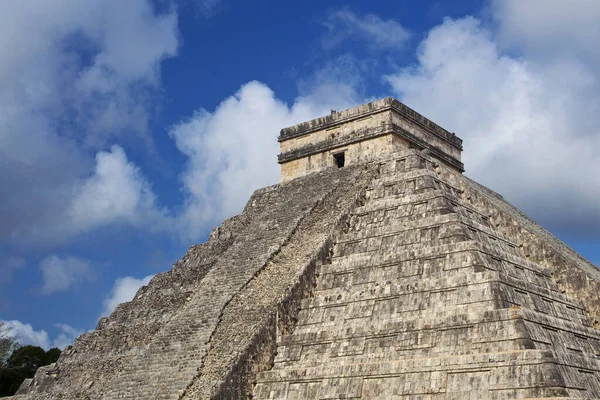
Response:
[333, 152, 345, 168]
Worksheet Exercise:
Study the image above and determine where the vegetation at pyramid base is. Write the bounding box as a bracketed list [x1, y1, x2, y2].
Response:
[0, 323, 61, 398]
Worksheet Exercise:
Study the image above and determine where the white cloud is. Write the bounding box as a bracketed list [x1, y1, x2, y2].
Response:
[2, 320, 51, 350]
[322, 9, 410, 51]
[6, 143, 169, 245]
[385, 15, 600, 235]
[101, 274, 154, 317]
[2, 320, 82, 350]
[0, 0, 178, 247]
[169, 71, 361, 239]
[492, 0, 600, 65]
[68, 145, 168, 234]
[52, 323, 85, 350]
[39, 255, 95, 295]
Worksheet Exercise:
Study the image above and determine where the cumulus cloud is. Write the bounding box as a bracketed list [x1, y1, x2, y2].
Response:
[322, 9, 410, 51]
[101, 274, 154, 317]
[492, 0, 600, 65]
[52, 324, 85, 350]
[68, 145, 168, 234]
[169, 68, 361, 239]
[2, 320, 50, 350]
[2, 320, 82, 350]
[39, 255, 95, 295]
[6, 143, 168, 247]
[385, 15, 600, 236]
[0, 0, 178, 247]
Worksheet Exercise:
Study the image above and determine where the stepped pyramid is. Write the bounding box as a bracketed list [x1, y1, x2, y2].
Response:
[14, 98, 600, 399]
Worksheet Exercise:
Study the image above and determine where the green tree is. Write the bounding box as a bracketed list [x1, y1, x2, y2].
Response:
[0, 345, 61, 397]
[5, 345, 46, 372]
[0, 368, 23, 397]
[44, 348, 61, 365]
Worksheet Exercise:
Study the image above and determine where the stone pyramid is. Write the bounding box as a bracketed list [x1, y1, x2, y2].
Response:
[14, 99, 600, 399]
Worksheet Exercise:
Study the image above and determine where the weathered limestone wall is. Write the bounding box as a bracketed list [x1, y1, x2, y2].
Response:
[280, 133, 405, 182]
[279, 110, 390, 154]
[453, 173, 600, 331]
[278, 98, 463, 182]
[390, 113, 460, 160]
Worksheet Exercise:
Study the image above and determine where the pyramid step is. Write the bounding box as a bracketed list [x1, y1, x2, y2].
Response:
[325, 241, 478, 268]
[255, 350, 577, 400]
[334, 235, 472, 258]
[337, 213, 460, 242]
[318, 258, 563, 301]
[354, 188, 452, 213]
[285, 308, 517, 344]
[293, 300, 499, 336]
[348, 203, 515, 251]
[302, 271, 497, 309]
[257, 349, 555, 382]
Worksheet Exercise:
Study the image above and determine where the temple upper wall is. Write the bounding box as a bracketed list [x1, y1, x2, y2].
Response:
[278, 97, 464, 181]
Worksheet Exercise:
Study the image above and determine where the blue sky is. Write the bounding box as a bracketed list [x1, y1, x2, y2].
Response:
[1, 0, 599, 349]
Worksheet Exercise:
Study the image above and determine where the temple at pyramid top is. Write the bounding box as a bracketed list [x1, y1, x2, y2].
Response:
[278, 97, 464, 181]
